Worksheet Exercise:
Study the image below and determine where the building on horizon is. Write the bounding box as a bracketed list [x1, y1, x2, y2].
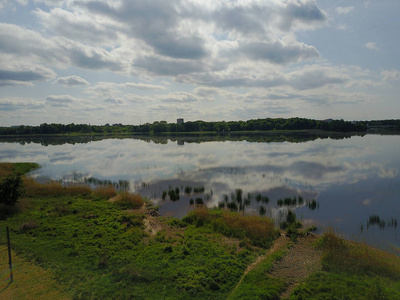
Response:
[177, 118, 184, 124]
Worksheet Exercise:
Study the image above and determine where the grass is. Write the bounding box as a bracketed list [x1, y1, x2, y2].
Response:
[182, 206, 280, 248]
[289, 228, 400, 299]
[229, 249, 287, 300]
[0, 162, 39, 177]
[0, 195, 258, 299]
[0, 246, 69, 299]
[0, 164, 264, 299]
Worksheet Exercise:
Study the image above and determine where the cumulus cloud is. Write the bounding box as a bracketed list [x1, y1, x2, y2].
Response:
[55, 75, 89, 86]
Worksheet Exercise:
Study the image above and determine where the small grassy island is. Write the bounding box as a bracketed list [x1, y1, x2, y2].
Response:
[0, 163, 399, 299]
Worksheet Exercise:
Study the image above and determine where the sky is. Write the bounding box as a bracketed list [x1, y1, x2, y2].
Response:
[0, 0, 399, 126]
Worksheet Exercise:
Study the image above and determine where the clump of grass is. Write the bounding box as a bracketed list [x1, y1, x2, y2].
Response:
[92, 185, 117, 199]
[113, 192, 144, 209]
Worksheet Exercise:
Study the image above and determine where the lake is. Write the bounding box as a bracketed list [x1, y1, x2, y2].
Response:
[1, 132, 399, 254]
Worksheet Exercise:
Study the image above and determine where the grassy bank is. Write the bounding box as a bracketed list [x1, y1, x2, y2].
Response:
[0, 163, 399, 299]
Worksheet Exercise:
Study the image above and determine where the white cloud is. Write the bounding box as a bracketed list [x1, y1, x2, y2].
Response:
[335, 6, 354, 15]
[55, 75, 89, 86]
[381, 70, 400, 81]
[365, 42, 379, 51]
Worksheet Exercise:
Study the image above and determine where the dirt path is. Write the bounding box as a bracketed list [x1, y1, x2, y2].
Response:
[269, 234, 322, 298]
[231, 233, 322, 299]
[229, 234, 289, 298]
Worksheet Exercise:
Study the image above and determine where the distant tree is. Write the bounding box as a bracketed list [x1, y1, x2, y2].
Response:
[0, 173, 25, 206]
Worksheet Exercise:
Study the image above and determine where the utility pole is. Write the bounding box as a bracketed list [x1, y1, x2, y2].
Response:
[6, 226, 13, 283]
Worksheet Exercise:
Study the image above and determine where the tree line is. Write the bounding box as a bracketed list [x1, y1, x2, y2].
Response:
[2, 117, 397, 136]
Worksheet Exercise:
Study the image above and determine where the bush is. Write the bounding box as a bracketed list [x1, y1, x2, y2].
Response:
[0, 173, 25, 205]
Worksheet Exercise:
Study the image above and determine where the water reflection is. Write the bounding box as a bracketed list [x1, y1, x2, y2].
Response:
[0, 134, 399, 254]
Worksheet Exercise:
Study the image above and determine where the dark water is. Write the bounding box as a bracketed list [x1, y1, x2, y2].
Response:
[1, 133, 399, 254]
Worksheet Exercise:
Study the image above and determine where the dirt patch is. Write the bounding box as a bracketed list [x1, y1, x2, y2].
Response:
[143, 216, 163, 236]
[269, 233, 322, 298]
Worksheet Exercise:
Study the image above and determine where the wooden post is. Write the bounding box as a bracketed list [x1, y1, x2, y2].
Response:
[6, 226, 13, 283]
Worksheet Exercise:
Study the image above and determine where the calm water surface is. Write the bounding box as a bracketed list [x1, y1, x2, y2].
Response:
[1, 134, 399, 253]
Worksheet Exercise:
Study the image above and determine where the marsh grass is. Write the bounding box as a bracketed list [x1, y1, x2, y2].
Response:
[92, 185, 117, 199]
[113, 192, 144, 209]
[183, 207, 280, 248]
[288, 228, 400, 299]
[24, 178, 91, 197]
[320, 228, 400, 279]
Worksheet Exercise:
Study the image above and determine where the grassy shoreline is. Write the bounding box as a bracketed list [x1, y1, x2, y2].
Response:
[1, 163, 399, 299]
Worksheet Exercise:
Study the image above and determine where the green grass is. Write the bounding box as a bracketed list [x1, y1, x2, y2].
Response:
[0, 162, 39, 177]
[229, 250, 287, 300]
[182, 206, 280, 248]
[0, 192, 260, 299]
[288, 229, 400, 299]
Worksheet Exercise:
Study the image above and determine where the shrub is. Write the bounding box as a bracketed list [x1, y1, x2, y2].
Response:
[0, 173, 25, 205]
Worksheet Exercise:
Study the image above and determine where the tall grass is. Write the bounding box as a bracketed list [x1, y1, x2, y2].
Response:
[24, 178, 91, 197]
[183, 207, 280, 248]
[92, 185, 117, 199]
[113, 192, 144, 209]
[0, 162, 39, 177]
[320, 227, 400, 280]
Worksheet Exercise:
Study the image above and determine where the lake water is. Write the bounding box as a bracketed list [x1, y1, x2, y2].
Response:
[1, 133, 399, 254]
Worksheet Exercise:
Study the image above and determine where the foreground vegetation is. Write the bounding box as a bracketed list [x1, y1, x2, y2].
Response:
[1, 163, 399, 299]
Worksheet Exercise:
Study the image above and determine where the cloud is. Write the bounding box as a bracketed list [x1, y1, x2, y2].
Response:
[365, 42, 379, 51]
[55, 75, 89, 86]
[238, 40, 319, 64]
[289, 67, 348, 90]
[46, 94, 80, 107]
[381, 70, 400, 81]
[123, 82, 166, 90]
[0, 97, 44, 111]
[335, 6, 354, 15]
[0, 62, 56, 86]
[280, 0, 327, 31]
[160, 92, 201, 103]
[0, 23, 127, 72]
[34, 7, 122, 45]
